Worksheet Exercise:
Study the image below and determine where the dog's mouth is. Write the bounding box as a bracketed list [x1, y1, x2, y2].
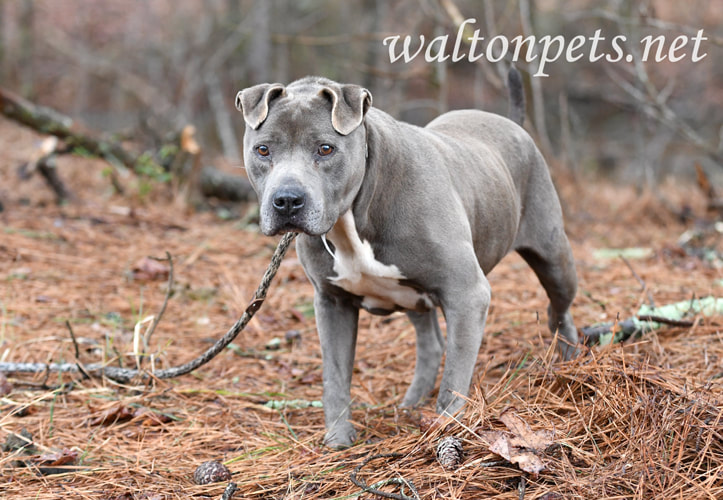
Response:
[267, 220, 328, 237]
[260, 202, 334, 237]
[278, 222, 304, 234]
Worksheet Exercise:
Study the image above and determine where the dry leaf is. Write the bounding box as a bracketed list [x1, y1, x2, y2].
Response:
[418, 409, 448, 434]
[88, 403, 136, 426]
[133, 407, 173, 426]
[0, 372, 12, 396]
[499, 408, 555, 451]
[478, 407, 555, 476]
[35, 448, 79, 467]
[132, 256, 170, 281]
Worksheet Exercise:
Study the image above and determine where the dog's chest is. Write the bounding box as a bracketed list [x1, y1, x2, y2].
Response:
[325, 212, 434, 313]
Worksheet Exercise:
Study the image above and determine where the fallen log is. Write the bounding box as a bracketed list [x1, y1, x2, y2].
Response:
[200, 166, 256, 202]
[0, 87, 137, 169]
[0, 86, 255, 205]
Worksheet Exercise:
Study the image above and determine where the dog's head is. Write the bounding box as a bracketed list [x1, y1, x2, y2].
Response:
[235, 77, 372, 236]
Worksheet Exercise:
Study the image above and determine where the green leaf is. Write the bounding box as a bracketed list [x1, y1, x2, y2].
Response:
[593, 247, 653, 260]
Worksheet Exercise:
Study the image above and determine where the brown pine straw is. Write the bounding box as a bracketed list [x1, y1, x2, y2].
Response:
[4, 341, 720, 499]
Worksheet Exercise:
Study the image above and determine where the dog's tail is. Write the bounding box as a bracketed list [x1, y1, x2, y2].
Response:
[507, 66, 525, 126]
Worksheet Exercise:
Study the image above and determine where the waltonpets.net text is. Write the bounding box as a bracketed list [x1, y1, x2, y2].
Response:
[383, 18, 708, 77]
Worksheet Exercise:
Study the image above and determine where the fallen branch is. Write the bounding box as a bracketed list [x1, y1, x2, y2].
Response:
[582, 296, 721, 346]
[1, 87, 255, 205]
[0, 87, 137, 169]
[200, 167, 256, 203]
[17, 136, 74, 203]
[636, 315, 694, 328]
[0, 233, 297, 383]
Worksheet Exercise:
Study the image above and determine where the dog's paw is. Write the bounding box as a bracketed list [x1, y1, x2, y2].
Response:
[435, 390, 466, 417]
[558, 341, 583, 361]
[323, 425, 357, 449]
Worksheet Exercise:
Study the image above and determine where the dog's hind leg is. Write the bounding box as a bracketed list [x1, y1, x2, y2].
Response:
[514, 169, 579, 359]
[401, 309, 445, 407]
[516, 241, 579, 359]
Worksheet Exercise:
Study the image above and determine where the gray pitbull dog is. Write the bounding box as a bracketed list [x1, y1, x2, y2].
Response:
[235, 70, 578, 448]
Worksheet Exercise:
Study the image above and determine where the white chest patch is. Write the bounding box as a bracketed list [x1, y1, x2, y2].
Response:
[324, 212, 434, 312]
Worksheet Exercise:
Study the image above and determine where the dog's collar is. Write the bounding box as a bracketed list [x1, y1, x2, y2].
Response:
[364, 122, 368, 160]
[321, 234, 335, 259]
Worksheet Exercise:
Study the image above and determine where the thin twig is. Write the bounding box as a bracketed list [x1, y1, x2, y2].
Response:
[637, 315, 694, 328]
[564, 8, 723, 45]
[349, 453, 420, 500]
[65, 320, 90, 379]
[518, 475, 526, 500]
[220, 482, 238, 500]
[0, 233, 298, 383]
[479, 459, 507, 468]
[142, 251, 174, 365]
[620, 255, 655, 308]
[65, 320, 81, 360]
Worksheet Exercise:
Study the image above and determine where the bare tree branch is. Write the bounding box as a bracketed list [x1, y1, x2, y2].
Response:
[41, 27, 186, 130]
[603, 64, 722, 165]
[565, 9, 723, 46]
[205, 73, 241, 163]
[518, 0, 554, 156]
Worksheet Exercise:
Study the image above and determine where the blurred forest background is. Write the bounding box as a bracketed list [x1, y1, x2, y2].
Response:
[0, 0, 721, 188]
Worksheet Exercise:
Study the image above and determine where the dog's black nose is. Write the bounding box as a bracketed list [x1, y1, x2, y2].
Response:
[272, 189, 306, 216]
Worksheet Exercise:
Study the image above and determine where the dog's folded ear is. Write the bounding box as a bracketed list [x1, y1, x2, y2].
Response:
[319, 84, 372, 135]
[235, 83, 286, 130]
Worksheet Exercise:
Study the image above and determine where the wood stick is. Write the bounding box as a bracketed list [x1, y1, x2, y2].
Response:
[0, 233, 297, 383]
[636, 315, 694, 328]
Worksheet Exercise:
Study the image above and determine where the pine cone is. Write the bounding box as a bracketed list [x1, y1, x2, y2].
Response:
[436, 436, 464, 469]
[193, 460, 232, 485]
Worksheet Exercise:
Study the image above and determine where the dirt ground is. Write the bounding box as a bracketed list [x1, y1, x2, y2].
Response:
[0, 115, 721, 499]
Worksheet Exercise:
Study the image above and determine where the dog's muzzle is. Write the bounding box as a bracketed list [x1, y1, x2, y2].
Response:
[264, 186, 311, 234]
[272, 188, 306, 217]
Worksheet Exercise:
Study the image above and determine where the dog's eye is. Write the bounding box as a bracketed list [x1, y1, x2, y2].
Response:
[318, 144, 334, 156]
[256, 145, 270, 157]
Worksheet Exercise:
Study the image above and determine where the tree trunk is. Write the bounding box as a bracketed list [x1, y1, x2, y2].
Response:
[19, 0, 34, 97]
[205, 73, 241, 163]
[200, 167, 256, 203]
[248, 0, 271, 83]
[0, 0, 5, 83]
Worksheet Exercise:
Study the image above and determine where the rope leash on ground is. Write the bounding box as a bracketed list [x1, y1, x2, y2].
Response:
[0, 232, 298, 384]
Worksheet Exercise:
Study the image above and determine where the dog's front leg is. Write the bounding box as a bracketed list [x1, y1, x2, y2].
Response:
[314, 291, 359, 448]
[436, 269, 491, 416]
